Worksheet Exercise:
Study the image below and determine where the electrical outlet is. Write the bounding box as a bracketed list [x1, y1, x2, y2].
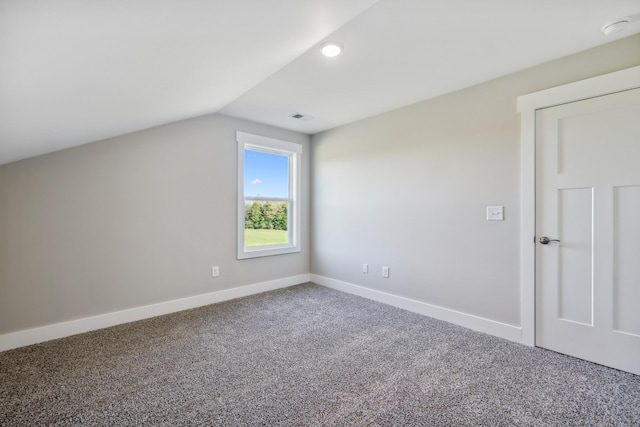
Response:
[212, 266, 220, 277]
[382, 266, 389, 278]
[363, 263, 368, 274]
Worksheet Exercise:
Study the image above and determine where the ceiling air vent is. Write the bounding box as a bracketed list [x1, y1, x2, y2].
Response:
[290, 113, 314, 121]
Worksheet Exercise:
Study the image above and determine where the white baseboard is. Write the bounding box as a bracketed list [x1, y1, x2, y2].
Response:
[311, 274, 522, 343]
[0, 273, 523, 352]
[0, 274, 310, 352]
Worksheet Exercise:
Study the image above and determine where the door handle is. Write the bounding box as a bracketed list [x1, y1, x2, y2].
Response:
[539, 236, 560, 245]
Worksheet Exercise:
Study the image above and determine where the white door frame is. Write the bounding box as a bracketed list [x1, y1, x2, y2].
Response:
[517, 65, 640, 346]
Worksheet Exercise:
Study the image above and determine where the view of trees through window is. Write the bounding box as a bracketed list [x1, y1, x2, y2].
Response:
[244, 201, 288, 230]
[243, 148, 290, 247]
[244, 201, 288, 246]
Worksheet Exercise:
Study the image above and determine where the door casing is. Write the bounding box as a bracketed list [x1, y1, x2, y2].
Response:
[517, 65, 640, 346]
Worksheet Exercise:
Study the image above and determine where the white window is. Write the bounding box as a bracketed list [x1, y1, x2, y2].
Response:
[236, 132, 301, 259]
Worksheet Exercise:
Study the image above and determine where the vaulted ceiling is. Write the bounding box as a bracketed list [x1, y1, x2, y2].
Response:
[1, 0, 639, 165]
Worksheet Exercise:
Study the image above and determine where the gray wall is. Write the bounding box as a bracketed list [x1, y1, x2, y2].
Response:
[0, 114, 310, 334]
[1, 34, 638, 337]
[311, 34, 640, 327]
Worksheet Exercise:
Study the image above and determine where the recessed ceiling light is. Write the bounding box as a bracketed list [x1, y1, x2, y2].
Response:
[601, 19, 630, 36]
[319, 41, 343, 57]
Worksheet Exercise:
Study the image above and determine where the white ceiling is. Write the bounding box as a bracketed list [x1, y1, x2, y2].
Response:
[1, 0, 639, 165]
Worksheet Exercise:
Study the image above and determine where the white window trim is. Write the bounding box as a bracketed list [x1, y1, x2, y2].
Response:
[236, 131, 302, 259]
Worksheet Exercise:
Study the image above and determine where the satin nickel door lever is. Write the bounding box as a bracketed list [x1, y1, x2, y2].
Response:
[539, 236, 560, 245]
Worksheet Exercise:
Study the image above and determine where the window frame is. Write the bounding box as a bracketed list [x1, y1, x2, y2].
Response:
[236, 131, 302, 259]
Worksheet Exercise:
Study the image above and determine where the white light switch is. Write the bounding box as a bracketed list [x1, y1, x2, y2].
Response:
[487, 206, 504, 221]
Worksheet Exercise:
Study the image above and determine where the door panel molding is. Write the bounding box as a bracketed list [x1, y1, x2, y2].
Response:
[517, 65, 640, 346]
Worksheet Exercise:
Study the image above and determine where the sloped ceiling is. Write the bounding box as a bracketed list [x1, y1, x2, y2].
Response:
[1, 0, 639, 165]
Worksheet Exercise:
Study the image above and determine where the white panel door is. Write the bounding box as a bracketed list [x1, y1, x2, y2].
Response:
[536, 88, 640, 375]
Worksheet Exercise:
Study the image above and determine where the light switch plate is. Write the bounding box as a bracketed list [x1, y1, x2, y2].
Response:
[487, 206, 504, 221]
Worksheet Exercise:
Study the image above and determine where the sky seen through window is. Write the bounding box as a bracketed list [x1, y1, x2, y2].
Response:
[244, 149, 289, 198]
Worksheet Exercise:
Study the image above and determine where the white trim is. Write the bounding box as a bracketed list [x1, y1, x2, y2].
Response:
[517, 65, 640, 347]
[311, 274, 522, 343]
[0, 274, 310, 352]
[517, 66, 640, 112]
[518, 106, 537, 346]
[236, 131, 302, 260]
[237, 131, 302, 154]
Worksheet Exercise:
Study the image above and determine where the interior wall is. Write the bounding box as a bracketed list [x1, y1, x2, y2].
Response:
[0, 114, 310, 335]
[311, 34, 640, 327]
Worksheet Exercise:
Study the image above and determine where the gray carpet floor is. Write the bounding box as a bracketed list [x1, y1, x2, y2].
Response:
[1, 283, 639, 426]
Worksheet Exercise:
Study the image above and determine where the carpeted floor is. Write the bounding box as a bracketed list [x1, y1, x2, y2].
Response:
[1, 283, 639, 426]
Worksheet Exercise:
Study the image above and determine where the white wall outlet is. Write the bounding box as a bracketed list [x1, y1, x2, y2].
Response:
[382, 266, 390, 278]
[363, 263, 368, 274]
[212, 266, 220, 278]
[486, 206, 504, 221]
